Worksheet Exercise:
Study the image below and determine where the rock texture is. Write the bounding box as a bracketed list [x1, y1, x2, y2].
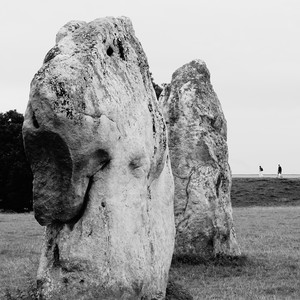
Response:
[160, 59, 240, 259]
[23, 17, 175, 299]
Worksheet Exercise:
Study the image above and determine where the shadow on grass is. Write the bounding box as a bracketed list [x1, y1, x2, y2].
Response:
[168, 254, 256, 299]
[172, 253, 250, 267]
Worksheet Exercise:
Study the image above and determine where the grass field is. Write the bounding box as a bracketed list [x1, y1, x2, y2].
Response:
[0, 213, 43, 299]
[1, 178, 300, 299]
[231, 177, 300, 207]
[170, 206, 300, 299]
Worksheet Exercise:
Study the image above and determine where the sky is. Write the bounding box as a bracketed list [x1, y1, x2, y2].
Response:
[0, 0, 299, 174]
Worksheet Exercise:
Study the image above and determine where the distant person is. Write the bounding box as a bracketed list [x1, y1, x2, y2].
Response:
[259, 165, 264, 177]
[277, 164, 282, 178]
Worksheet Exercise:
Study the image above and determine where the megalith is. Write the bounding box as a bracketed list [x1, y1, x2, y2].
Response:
[23, 17, 175, 299]
[160, 59, 240, 259]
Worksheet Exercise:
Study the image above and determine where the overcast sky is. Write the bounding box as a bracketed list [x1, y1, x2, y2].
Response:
[0, 0, 299, 174]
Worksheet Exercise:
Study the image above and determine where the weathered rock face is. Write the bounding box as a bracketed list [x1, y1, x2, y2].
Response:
[23, 17, 175, 299]
[160, 59, 240, 259]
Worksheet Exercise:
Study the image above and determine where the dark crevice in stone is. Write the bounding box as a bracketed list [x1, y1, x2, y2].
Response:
[96, 149, 111, 171]
[106, 46, 114, 56]
[100, 159, 110, 170]
[43, 46, 60, 64]
[32, 111, 39, 128]
[147, 102, 156, 137]
[117, 39, 125, 60]
[67, 176, 94, 228]
[53, 244, 60, 267]
[47, 237, 53, 251]
[216, 174, 222, 197]
[152, 122, 156, 135]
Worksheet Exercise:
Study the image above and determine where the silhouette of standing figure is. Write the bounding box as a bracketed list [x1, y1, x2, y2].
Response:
[259, 166, 263, 177]
[277, 164, 282, 178]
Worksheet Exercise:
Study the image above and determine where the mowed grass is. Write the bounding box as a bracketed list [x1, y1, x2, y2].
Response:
[0, 213, 43, 299]
[1, 178, 300, 299]
[169, 178, 300, 299]
[231, 178, 300, 207]
[170, 206, 300, 299]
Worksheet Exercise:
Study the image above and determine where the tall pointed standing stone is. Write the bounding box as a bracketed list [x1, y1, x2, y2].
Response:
[23, 17, 175, 299]
[160, 59, 240, 259]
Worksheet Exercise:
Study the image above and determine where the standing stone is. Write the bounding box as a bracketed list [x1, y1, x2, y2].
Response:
[160, 60, 240, 259]
[23, 17, 175, 299]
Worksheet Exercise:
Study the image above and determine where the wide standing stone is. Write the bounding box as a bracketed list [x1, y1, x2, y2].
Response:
[160, 60, 240, 259]
[23, 17, 175, 299]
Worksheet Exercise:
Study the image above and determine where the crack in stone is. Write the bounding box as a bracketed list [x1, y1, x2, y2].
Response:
[173, 167, 195, 229]
[104, 115, 122, 136]
[78, 110, 122, 136]
[78, 110, 102, 118]
[183, 167, 195, 213]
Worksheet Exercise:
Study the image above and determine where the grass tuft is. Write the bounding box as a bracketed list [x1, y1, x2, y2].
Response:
[165, 280, 193, 300]
[4, 283, 38, 300]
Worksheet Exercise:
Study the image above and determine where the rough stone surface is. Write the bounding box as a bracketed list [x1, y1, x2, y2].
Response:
[23, 17, 175, 299]
[160, 59, 240, 258]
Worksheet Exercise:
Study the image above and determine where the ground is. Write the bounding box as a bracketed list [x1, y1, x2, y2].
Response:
[231, 177, 300, 207]
[1, 178, 300, 299]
